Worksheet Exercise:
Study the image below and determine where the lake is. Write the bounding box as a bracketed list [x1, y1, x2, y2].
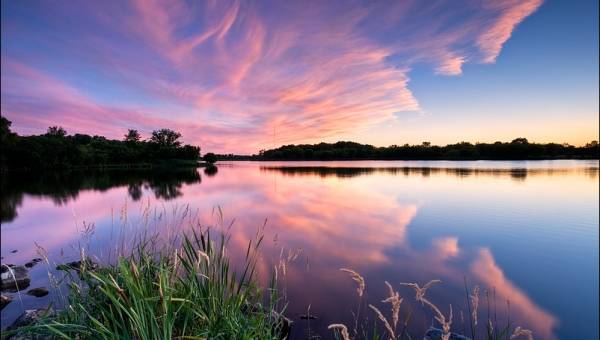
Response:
[1, 160, 598, 339]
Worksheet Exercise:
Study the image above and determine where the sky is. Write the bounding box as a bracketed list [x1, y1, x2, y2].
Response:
[1, 0, 598, 153]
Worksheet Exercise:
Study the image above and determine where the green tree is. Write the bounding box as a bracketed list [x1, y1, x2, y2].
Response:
[203, 152, 217, 164]
[150, 129, 181, 147]
[511, 137, 529, 144]
[1, 117, 16, 144]
[124, 129, 141, 143]
[46, 126, 67, 137]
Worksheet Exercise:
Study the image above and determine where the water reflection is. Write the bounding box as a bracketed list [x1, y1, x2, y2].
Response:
[1, 161, 598, 339]
[260, 165, 599, 181]
[1, 168, 202, 223]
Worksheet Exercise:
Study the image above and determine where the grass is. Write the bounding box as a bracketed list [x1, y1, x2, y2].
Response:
[2, 226, 288, 340]
[1, 205, 536, 340]
[329, 270, 534, 340]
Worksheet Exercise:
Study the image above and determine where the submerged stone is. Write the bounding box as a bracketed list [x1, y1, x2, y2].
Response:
[27, 287, 49, 297]
[56, 259, 98, 272]
[1, 265, 30, 291]
[7, 308, 55, 339]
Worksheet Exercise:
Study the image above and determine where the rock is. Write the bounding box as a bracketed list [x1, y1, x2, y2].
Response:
[1, 294, 12, 310]
[1, 265, 30, 291]
[27, 287, 49, 297]
[56, 259, 98, 272]
[6, 308, 55, 339]
[423, 327, 471, 340]
[8, 308, 53, 328]
[1, 264, 15, 274]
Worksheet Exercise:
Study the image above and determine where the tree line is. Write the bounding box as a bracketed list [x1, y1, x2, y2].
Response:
[1, 117, 201, 170]
[244, 139, 599, 161]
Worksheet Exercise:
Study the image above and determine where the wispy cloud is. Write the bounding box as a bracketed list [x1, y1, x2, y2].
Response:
[1, 0, 543, 152]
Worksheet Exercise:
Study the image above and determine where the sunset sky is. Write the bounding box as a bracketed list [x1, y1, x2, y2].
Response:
[1, 0, 598, 153]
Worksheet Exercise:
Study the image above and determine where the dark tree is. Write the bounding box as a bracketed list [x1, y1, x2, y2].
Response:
[124, 129, 141, 143]
[150, 129, 181, 147]
[204, 165, 218, 176]
[511, 137, 529, 144]
[203, 152, 217, 164]
[0, 118, 201, 169]
[46, 126, 67, 137]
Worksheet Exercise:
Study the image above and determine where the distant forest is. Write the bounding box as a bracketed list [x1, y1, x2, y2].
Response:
[0, 117, 201, 170]
[217, 139, 600, 161]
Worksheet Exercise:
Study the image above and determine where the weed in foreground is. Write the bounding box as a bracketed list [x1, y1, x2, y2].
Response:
[329, 269, 535, 340]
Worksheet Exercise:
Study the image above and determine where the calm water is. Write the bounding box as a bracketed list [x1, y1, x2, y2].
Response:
[1, 160, 598, 339]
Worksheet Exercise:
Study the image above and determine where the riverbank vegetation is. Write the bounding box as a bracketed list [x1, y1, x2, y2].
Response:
[1, 205, 539, 340]
[217, 139, 599, 161]
[0, 117, 201, 170]
[1, 226, 289, 339]
[257, 140, 600, 160]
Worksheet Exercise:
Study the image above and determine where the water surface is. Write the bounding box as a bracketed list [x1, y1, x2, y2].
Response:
[1, 160, 598, 339]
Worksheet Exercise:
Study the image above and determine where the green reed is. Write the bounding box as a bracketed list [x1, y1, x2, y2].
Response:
[2, 227, 287, 340]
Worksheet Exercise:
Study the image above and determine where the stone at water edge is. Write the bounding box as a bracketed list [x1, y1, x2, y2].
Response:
[1, 265, 30, 291]
[24, 259, 43, 268]
[6, 308, 55, 339]
[1, 294, 12, 310]
[56, 259, 98, 272]
[27, 287, 49, 297]
[1, 264, 15, 274]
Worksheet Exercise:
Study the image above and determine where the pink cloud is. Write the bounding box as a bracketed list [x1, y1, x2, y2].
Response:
[1, 0, 544, 153]
[471, 248, 558, 339]
[477, 0, 544, 63]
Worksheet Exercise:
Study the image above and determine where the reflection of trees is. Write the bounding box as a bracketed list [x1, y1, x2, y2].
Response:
[128, 183, 143, 201]
[260, 166, 596, 180]
[0, 168, 203, 223]
[204, 165, 218, 177]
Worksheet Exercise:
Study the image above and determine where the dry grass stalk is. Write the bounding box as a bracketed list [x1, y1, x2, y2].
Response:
[510, 326, 534, 340]
[196, 250, 210, 267]
[400, 279, 441, 304]
[328, 323, 351, 340]
[433, 304, 453, 340]
[340, 268, 365, 298]
[382, 281, 403, 330]
[471, 285, 480, 327]
[401, 279, 453, 340]
[172, 248, 180, 273]
[369, 304, 395, 339]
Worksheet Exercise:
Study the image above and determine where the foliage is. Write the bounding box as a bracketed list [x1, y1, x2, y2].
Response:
[124, 129, 141, 143]
[203, 152, 218, 164]
[0, 118, 201, 170]
[254, 140, 599, 160]
[150, 128, 182, 147]
[46, 126, 67, 137]
[2, 229, 287, 339]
